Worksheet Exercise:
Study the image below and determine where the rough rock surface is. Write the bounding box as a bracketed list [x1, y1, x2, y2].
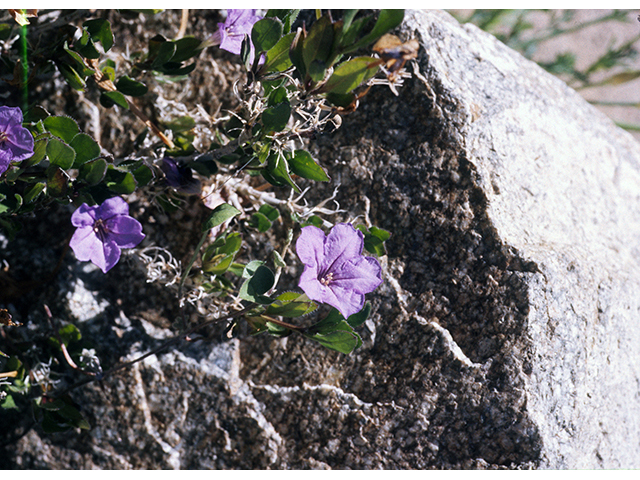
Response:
[2, 9, 640, 469]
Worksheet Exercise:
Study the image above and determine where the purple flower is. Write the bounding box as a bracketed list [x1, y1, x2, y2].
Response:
[70, 197, 145, 273]
[0, 106, 34, 176]
[160, 157, 201, 195]
[210, 9, 263, 60]
[296, 223, 383, 319]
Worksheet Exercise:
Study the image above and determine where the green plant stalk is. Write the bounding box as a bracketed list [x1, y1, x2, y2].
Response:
[20, 23, 28, 111]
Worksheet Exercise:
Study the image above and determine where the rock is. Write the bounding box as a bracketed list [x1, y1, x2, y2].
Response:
[2, 9, 640, 469]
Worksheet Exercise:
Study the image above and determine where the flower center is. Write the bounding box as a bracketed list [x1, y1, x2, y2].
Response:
[0, 131, 8, 144]
[320, 272, 334, 286]
[93, 218, 109, 241]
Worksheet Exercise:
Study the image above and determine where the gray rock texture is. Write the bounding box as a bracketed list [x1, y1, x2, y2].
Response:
[2, 9, 640, 469]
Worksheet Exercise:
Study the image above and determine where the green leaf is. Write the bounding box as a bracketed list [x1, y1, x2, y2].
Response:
[289, 28, 306, 79]
[57, 63, 86, 91]
[356, 225, 390, 256]
[345, 302, 371, 328]
[0, 24, 12, 42]
[301, 214, 323, 228]
[261, 101, 290, 132]
[75, 29, 100, 59]
[1, 394, 17, 410]
[23, 182, 46, 203]
[264, 152, 299, 192]
[84, 18, 114, 52]
[265, 9, 300, 34]
[202, 203, 241, 232]
[326, 92, 357, 108]
[303, 15, 334, 82]
[342, 10, 359, 31]
[157, 62, 196, 76]
[303, 306, 365, 353]
[104, 167, 137, 194]
[44, 116, 80, 143]
[164, 116, 195, 132]
[46, 166, 69, 197]
[59, 323, 82, 346]
[100, 64, 116, 82]
[307, 308, 345, 335]
[46, 138, 76, 170]
[258, 203, 280, 221]
[321, 56, 379, 94]
[287, 150, 330, 182]
[242, 260, 265, 279]
[239, 263, 275, 303]
[265, 321, 292, 337]
[78, 158, 107, 185]
[63, 42, 97, 77]
[252, 17, 284, 53]
[100, 91, 129, 109]
[266, 86, 287, 107]
[203, 253, 235, 275]
[116, 75, 148, 96]
[369, 226, 391, 241]
[23, 137, 48, 167]
[219, 233, 242, 255]
[350, 9, 405, 51]
[70, 133, 101, 166]
[170, 36, 203, 63]
[23, 106, 49, 124]
[337, 14, 372, 52]
[250, 211, 272, 232]
[266, 292, 317, 318]
[151, 39, 177, 69]
[304, 329, 360, 354]
[191, 156, 218, 177]
[132, 163, 154, 187]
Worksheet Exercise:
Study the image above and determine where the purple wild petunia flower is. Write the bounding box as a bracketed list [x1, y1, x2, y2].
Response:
[296, 223, 383, 319]
[70, 197, 145, 273]
[210, 9, 263, 60]
[0, 106, 34, 176]
[161, 157, 201, 195]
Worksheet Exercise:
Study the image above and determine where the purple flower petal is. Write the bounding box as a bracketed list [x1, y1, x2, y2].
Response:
[98, 196, 129, 218]
[320, 283, 366, 320]
[71, 203, 98, 227]
[321, 223, 365, 273]
[295, 225, 327, 267]
[5, 125, 34, 162]
[214, 9, 263, 59]
[0, 106, 34, 175]
[101, 238, 122, 273]
[332, 256, 383, 295]
[106, 215, 145, 248]
[69, 226, 98, 260]
[0, 106, 22, 131]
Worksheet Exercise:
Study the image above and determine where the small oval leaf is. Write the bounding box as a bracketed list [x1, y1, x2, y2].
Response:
[115, 76, 149, 96]
[287, 150, 330, 182]
[43, 116, 80, 143]
[203, 203, 241, 232]
[251, 17, 284, 53]
[46, 138, 76, 170]
[70, 133, 101, 166]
